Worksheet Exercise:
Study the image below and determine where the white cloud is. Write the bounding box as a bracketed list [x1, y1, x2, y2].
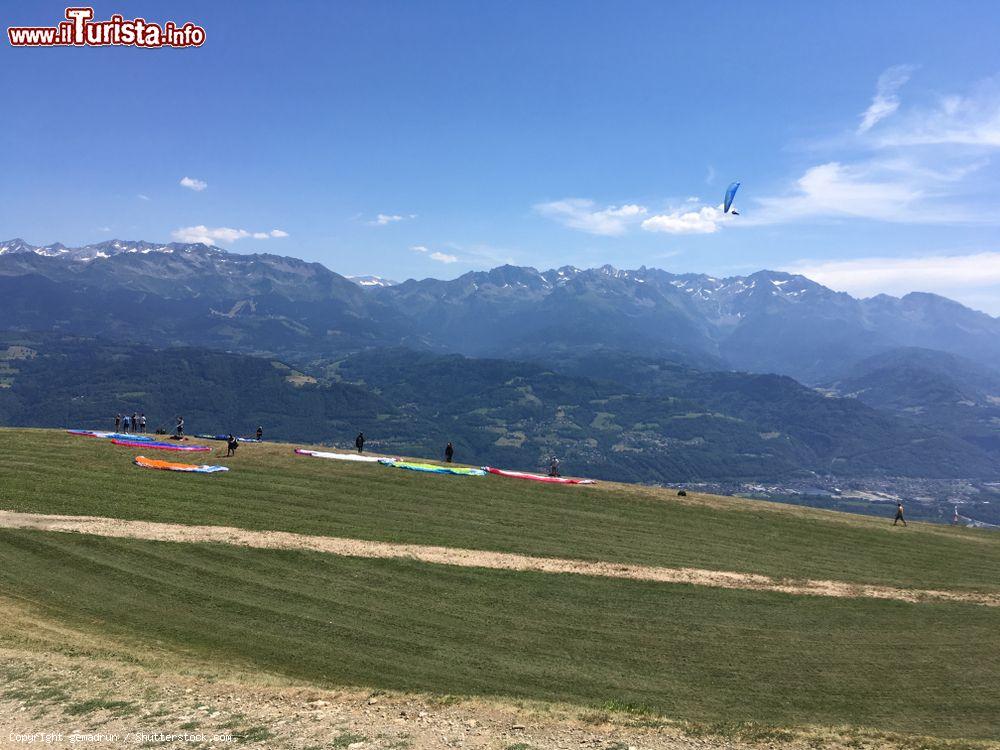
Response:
[98, 226, 111, 232]
[858, 64, 915, 133]
[137, 194, 150, 201]
[642, 205, 726, 234]
[748, 72, 1000, 228]
[408, 244, 458, 262]
[783, 251, 1000, 313]
[171, 225, 288, 245]
[370, 213, 416, 226]
[748, 159, 987, 226]
[179, 176, 207, 192]
[172, 226, 247, 244]
[758, 161, 918, 222]
[533, 73, 998, 237]
[873, 75, 1000, 148]
[534, 199, 647, 236]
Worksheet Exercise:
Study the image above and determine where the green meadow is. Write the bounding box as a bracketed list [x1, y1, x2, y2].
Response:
[1, 428, 998, 740]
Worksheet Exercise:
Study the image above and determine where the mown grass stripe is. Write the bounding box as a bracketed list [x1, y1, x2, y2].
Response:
[2, 510, 997, 606]
[0, 529, 997, 740]
[2, 429, 998, 593]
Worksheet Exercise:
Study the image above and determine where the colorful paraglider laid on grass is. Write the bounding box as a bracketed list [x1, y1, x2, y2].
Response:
[111, 438, 211, 452]
[196, 434, 262, 443]
[724, 180, 741, 215]
[133, 455, 229, 474]
[483, 467, 596, 484]
[294, 448, 386, 463]
[378, 459, 487, 476]
[67, 430, 155, 441]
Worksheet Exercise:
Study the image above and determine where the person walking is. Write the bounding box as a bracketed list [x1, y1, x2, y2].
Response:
[893, 501, 907, 527]
[226, 434, 238, 457]
[355, 432, 365, 454]
[444, 442, 454, 463]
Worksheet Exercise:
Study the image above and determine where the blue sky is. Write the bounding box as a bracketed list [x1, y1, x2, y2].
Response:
[3, 1, 1000, 311]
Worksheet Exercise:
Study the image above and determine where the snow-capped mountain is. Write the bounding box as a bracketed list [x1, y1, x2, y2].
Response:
[371, 263, 1000, 380]
[1, 239, 998, 382]
[348, 275, 398, 288]
[0, 238, 202, 262]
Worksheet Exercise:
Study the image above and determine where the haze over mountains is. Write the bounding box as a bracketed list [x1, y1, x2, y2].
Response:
[3, 238, 999, 383]
[2, 238, 999, 485]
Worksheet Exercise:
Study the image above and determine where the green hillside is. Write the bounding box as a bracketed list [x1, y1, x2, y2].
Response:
[0, 334, 415, 444]
[1, 428, 999, 744]
[4, 333, 999, 486]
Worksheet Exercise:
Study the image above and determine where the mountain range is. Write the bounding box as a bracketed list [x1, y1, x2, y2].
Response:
[2, 238, 999, 483]
[3, 238, 1000, 382]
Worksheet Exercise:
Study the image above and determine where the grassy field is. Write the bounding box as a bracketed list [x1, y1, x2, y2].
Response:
[1, 530, 999, 739]
[1, 428, 999, 741]
[1, 429, 998, 592]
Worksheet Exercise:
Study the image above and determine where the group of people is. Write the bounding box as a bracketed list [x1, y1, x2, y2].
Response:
[111, 412, 180, 437]
[114, 412, 147, 433]
[113, 414, 265, 448]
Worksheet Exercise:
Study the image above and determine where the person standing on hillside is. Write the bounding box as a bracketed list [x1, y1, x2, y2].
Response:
[549, 457, 561, 477]
[445, 442, 454, 463]
[256, 426, 263, 441]
[132, 412, 138, 433]
[122, 414, 130, 433]
[893, 501, 907, 527]
[176, 416, 185, 437]
[114, 413, 121, 431]
[355, 432, 365, 454]
[226, 434, 238, 457]
[139, 413, 147, 433]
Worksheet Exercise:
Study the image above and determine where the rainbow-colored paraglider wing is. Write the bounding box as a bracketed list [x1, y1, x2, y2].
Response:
[380, 459, 486, 476]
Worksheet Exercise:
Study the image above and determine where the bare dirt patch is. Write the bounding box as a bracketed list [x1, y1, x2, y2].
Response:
[1, 510, 996, 607]
[2, 596, 993, 750]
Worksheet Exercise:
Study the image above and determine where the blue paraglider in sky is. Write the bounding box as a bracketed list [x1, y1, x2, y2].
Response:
[724, 181, 741, 215]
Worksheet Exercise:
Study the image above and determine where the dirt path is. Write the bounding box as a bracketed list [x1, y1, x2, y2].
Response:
[0, 643, 931, 750]
[2, 509, 997, 607]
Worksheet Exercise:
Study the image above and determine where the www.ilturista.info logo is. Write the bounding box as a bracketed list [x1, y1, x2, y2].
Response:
[8, 7, 205, 48]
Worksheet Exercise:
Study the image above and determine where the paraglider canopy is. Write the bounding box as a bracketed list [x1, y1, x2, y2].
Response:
[724, 181, 741, 214]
